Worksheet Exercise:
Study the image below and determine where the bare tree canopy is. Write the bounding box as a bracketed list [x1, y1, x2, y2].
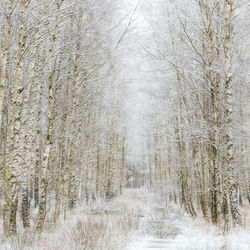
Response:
[0, 0, 249, 249]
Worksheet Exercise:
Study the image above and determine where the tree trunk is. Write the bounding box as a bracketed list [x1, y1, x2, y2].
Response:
[224, 0, 241, 226]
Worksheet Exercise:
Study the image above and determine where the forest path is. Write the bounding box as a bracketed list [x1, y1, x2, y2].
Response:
[121, 189, 250, 250]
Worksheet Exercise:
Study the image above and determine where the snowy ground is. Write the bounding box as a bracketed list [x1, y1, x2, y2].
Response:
[124, 189, 250, 250]
[0, 189, 250, 250]
[126, 212, 250, 250]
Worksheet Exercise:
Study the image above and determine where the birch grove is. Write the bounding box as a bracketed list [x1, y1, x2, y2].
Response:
[0, 0, 128, 237]
[142, 0, 250, 230]
[0, 0, 249, 244]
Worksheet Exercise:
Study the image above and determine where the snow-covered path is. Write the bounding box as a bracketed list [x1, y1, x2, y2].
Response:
[126, 235, 175, 250]
[123, 189, 250, 250]
[126, 219, 250, 250]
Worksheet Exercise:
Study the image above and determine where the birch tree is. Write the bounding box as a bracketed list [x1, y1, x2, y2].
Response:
[144, 0, 249, 228]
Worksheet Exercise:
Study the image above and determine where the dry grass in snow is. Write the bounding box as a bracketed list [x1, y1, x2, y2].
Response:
[1, 189, 250, 250]
[0, 193, 140, 250]
[126, 191, 250, 250]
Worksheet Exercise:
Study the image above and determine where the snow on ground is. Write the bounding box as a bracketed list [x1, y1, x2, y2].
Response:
[0, 188, 250, 250]
[126, 215, 250, 250]
[126, 224, 250, 250]
[124, 189, 250, 250]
